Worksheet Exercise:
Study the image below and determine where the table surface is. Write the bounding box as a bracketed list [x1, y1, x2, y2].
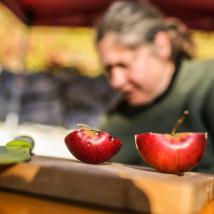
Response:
[0, 189, 213, 214]
[0, 156, 214, 214]
[0, 189, 125, 214]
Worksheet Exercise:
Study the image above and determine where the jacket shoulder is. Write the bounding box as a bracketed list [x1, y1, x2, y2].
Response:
[183, 59, 214, 71]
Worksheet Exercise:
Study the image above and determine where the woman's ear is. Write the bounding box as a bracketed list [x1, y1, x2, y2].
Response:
[153, 31, 172, 60]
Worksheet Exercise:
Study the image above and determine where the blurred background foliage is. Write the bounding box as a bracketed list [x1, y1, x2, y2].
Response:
[193, 31, 214, 60]
[0, 3, 27, 72]
[0, 2, 213, 76]
[0, 3, 102, 76]
[26, 27, 102, 76]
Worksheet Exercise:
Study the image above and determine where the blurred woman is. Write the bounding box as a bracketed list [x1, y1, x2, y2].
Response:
[96, 0, 214, 172]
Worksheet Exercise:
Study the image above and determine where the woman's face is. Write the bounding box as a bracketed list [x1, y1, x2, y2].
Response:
[98, 33, 174, 106]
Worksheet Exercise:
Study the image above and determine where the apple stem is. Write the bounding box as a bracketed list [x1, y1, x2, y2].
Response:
[171, 110, 189, 135]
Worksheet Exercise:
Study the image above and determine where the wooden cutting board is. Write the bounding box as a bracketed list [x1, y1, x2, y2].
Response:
[0, 156, 213, 214]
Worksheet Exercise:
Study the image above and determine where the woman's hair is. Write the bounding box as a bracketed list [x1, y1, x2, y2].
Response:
[96, 0, 194, 63]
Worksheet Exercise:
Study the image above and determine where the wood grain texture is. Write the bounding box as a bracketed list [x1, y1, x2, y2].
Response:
[0, 156, 213, 214]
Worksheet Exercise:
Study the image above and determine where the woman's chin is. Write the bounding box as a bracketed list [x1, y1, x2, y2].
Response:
[126, 96, 154, 107]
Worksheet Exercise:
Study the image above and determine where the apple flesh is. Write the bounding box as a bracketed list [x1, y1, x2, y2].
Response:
[65, 128, 122, 164]
[135, 132, 207, 173]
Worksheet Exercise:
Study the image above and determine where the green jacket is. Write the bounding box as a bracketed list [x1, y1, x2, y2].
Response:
[100, 59, 214, 173]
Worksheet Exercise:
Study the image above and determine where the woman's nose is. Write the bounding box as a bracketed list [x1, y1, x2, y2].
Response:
[109, 68, 127, 90]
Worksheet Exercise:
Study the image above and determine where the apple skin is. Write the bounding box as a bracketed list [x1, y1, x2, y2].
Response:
[65, 128, 122, 164]
[135, 132, 207, 173]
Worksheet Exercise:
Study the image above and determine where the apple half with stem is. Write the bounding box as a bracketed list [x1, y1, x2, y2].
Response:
[65, 124, 122, 164]
[135, 111, 208, 173]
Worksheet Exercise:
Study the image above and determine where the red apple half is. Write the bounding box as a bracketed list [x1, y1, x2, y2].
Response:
[135, 132, 207, 173]
[65, 128, 122, 164]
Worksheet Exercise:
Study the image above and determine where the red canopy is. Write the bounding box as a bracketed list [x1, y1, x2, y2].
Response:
[1, 0, 116, 26]
[151, 0, 214, 31]
[1, 0, 214, 30]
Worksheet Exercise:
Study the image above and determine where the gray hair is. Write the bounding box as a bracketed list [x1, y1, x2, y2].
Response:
[97, 0, 194, 62]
